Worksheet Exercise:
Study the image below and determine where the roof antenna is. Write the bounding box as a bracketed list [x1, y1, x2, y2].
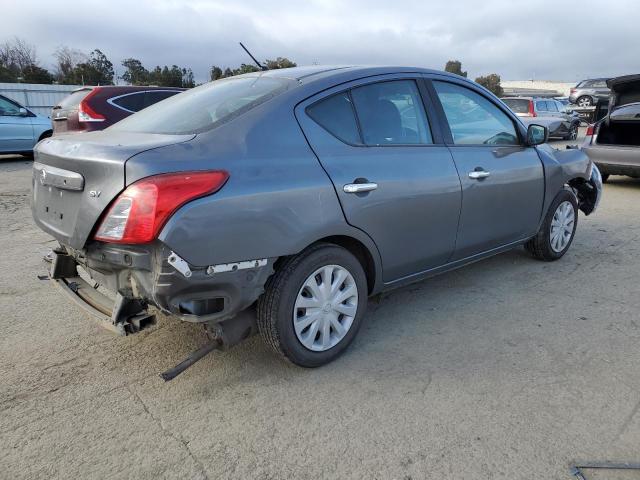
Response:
[239, 42, 268, 71]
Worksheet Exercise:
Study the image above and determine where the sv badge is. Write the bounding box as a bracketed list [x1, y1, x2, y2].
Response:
[89, 190, 101, 198]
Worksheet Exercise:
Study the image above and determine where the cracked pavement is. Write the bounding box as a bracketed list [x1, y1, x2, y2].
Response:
[1, 142, 640, 479]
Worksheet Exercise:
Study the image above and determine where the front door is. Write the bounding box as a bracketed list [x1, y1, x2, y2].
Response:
[0, 96, 34, 153]
[429, 79, 545, 260]
[296, 75, 462, 282]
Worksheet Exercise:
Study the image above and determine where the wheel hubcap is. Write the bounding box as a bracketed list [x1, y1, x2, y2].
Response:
[293, 265, 358, 352]
[550, 201, 575, 253]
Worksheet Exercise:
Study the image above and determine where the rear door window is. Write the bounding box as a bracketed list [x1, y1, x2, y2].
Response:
[536, 101, 548, 112]
[350, 80, 432, 145]
[433, 81, 519, 146]
[110, 92, 145, 112]
[306, 92, 361, 144]
[547, 101, 558, 112]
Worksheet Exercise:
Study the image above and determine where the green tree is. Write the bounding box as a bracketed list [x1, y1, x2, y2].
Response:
[475, 73, 503, 97]
[0, 64, 17, 82]
[71, 49, 114, 85]
[210, 65, 223, 81]
[444, 60, 467, 78]
[232, 63, 261, 75]
[121, 58, 149, 85]
[22, 64, 53, 83]
[53, 46, 86, 84]
[265, 57, 296, 69]
[182, 68, 195, 88]
[223, 67, 233, 78]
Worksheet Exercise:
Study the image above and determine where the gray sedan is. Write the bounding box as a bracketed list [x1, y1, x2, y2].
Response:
[31, 66, 602, 372]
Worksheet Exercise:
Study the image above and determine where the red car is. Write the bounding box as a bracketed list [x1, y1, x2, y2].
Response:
[51, 86, 185, 135]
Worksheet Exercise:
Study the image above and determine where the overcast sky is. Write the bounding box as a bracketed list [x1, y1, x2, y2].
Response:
[3, 0, 638, 83]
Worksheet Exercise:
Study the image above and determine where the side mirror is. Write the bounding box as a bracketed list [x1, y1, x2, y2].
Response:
[527, 124, 548, 146]
[19, 107, 28, 116]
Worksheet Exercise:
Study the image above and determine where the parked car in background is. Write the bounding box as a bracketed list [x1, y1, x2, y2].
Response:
[581, 74, 640, 182]
[51, 86, 184, 135]
[32, 67, 602, 371]
[502, 97, 581, 140]
[569, 78, 610, 107]
[0, 94, 52, 155]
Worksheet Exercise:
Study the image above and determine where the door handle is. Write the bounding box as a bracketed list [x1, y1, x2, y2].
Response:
[468, 170, 490, 180]
[343, 182, 378, 193]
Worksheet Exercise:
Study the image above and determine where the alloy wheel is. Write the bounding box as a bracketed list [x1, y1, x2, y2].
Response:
[293, 265, 358, 352]
[550, 201, 575, 252]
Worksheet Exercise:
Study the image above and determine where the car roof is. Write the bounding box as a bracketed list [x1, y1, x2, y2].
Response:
[71, 85, 185, 93]
[502, 97, 557, 101]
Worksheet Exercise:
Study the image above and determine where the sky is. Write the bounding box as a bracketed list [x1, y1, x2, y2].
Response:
[2, 0, 638, 84]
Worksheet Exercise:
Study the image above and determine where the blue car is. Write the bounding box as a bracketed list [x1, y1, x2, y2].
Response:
[0, 94, 52, 155]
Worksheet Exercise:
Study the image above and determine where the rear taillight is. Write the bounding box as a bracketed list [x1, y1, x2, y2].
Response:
[528, 100, 537, 117]
[586, 124, 595, 136]
[78, 88, 105, 122]
[94, 171, 229, 244]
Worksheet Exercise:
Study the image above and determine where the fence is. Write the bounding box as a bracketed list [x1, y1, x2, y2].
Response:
[0, 83, 83, 117]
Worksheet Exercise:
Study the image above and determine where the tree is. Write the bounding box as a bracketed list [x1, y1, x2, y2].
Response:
[182, 68, 195, 88]
[0, 37, 53, 83]
[210, 65, 223, 81]
[475, 73, 503, 97]
[0, 37, 37, 74]
[87, 49, 114, 84]
[121, 58, 149, 85]
[265, 57, 296, 69]
[71, 49, 114, 85]
[444, 60, 467, 78]
[53, 46, 86, 84]
[22, 65, 53, 84]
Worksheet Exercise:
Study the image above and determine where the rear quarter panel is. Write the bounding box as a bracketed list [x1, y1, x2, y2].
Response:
[128, 95, 383, 287]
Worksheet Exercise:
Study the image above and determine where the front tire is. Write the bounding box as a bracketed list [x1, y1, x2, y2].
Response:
[525, 190, 578, 261]
[257, 243, 368, 367]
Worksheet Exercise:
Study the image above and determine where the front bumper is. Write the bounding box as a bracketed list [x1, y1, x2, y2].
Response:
[47, 242, 275, 333]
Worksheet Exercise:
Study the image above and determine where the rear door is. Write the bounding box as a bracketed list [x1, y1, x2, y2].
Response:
[296, 74, 462, 282]
[0, 96, 34, 152]
[428, 78, 544, 260]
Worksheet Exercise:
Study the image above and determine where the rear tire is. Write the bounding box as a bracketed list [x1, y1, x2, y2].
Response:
[257, 243, 368, 367]
[525, 190, 578, 261]
[576, 96, 593, 107]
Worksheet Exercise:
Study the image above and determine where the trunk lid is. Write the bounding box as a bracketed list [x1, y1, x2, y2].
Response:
[31, 131, 194, 248]
[607, 74, 640, 110]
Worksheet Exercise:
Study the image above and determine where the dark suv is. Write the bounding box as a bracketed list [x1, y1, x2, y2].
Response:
[51, 86, 184, 135]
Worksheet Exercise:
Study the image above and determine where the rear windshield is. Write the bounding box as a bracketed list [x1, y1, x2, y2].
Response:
[502, 98, 530, 114]
[56, 89, 92, 109]
[109, 76, 293, 135]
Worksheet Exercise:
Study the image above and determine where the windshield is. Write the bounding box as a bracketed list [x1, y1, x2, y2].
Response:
[109, 76, 293, 135]
[502, 98, 530, 114]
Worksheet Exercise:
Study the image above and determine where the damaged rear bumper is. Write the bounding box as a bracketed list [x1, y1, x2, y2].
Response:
[46, 242, 275, 334]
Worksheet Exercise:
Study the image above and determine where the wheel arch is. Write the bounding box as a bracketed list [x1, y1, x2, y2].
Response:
[274, 233, 382, 295]
[38, 129, 53, 142]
